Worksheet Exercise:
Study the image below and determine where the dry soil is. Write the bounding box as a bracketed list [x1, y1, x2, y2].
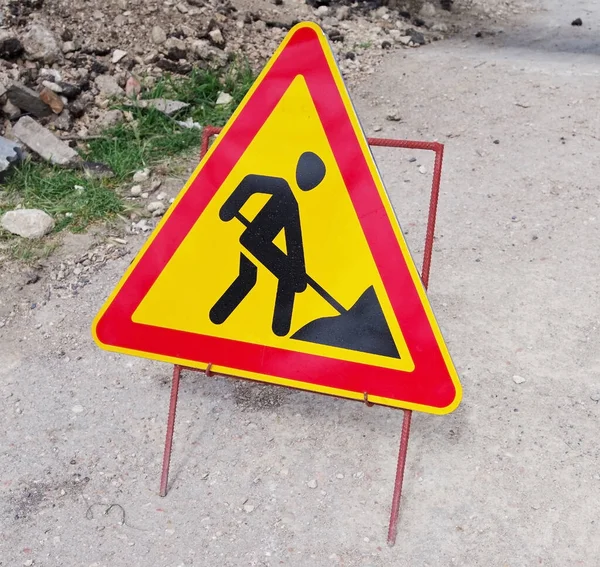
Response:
[1, 0, 599, 565]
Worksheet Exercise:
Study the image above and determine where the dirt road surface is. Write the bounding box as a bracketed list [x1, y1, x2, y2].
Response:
[2, 1, 599, 565]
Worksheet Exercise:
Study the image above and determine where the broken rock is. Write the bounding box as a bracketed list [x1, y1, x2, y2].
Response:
[13, 116, 80, 166]
[2, 99, 21, 120]
[112, 49, 128, 63]
[7, 83, 52, 119]
[39, 87, 65, 114]
[336, 6, 351, 20]
[41, 80, 63, 93]
[419, 2, 436, 17]
[82, 161, 115, 179]
[94, 74, 124, 98]
[151, 26, 167, 45]
[133, 168, 151, 182]
[407, 28, 426, 45]
[164, 37, 187, 61]
[208, 28, 226, 48]
[216, 92, 233, 106]
[431, 22, 449, 33]
[100, 109, 124, 128]
[137, 99, 190, 116]
[147, 201, 166, 216]
[52, 109, 73, 131]
[191, 39, 213, 60]
[1, 209, 55, 239]
[176, 117, 202, 130]
[125, 76, 141, 99]
[62, 41, 79, 54]
[22, 24, 61, 64]
[0, 137, 23, 179]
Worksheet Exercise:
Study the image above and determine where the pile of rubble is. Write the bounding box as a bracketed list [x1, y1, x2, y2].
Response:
[0, 0, 454, 156]
[0, 0, 460, 239]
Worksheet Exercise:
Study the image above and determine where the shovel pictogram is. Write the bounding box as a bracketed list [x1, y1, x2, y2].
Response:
[210, 152, 399, 359]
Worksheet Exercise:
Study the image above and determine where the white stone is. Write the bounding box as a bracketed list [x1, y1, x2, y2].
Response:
[208, 28, 225, 47]
[336, 6, 350, 20]
[307, 479, 318, 489]
[216, 92, 233, 106]
[13, 116, 80, 165]
[22, 24, 61, 64]
[190, 39, 212, 59]
[101, 109, 124, 128]
[176, 118, 202, 130]
[72, 404, 84, 413]
[151, 26, 167, 45]
[112, 49, 128, 63]
[41, 66, 62, 80]
[3, 100, 20, 120]
[137, 99, 189, 116]
[513, 375, 526, 384]
[164, 37, 186, 53]
[62, 41, 78, 53]
[42, 80, 63, 93]
[95, 74, 124, 97]
[418, 165, 427, 174]
[45, 69, 65, 83]
[1, 209, 55, 239]
[147, 201, 164, 213]
[130, 185, 142, 196]
[133, 168, 151, 182]
[243, 504, 255, 513]
[419, 2, 437, 17]
[316, 5, 329, 16]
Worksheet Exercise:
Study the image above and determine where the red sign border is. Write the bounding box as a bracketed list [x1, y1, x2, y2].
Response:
[92, 23, 461, 414]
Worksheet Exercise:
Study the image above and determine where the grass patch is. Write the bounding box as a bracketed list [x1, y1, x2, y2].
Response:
[1, 161, 123, 232]
[0, 63, 254, 236]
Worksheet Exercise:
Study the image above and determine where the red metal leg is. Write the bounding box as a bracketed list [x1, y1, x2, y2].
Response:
[194, 127, 443, 539]
[159, 364, 182, 497]
[387, 409, 413, 546]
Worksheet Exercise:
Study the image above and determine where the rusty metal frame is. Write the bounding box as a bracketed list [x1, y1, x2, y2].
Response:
[160, 125, 444, 547]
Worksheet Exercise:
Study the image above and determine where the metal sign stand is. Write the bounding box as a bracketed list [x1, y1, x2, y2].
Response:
[159, 126, 444, 547]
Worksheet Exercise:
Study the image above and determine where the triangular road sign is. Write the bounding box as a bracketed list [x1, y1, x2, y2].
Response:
[92, 22, 461, 414]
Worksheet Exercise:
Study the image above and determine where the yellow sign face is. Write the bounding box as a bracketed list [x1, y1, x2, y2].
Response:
[133, 76, 413, 372]
[92, 22, 461, 414]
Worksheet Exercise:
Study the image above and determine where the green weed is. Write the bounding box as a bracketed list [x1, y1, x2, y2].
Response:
[1, 63, 254, 237]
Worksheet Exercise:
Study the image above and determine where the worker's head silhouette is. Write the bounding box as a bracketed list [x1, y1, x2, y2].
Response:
[296, 152, 326, 191]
